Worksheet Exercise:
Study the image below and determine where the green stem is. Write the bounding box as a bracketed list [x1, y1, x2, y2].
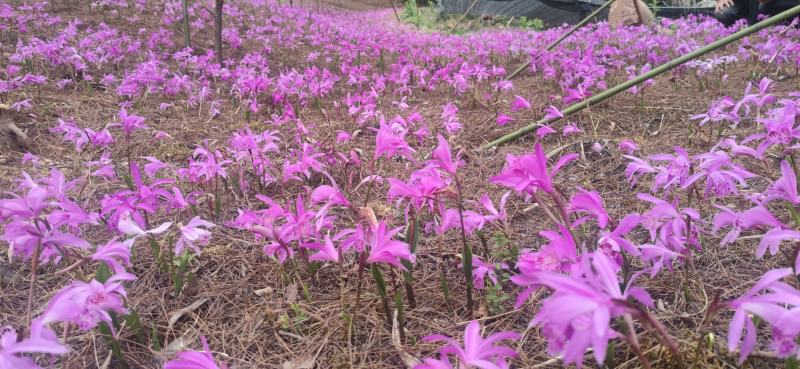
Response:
[25, 239, 41, 329]
[402, 213, 418, 308]
[371, 264, 392, 326]
[394, 289, 406, 342]
[488, 4, 800, 149]
[454, 175, 474, 317]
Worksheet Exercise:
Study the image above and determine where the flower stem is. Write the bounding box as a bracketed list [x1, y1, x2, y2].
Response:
[454, 175, 474, 317]
[25, 240, 42, 328]
[53, 257, 88, 275]
[638, 306, 685, 368]
[402, 213, 418, 308]
[531, 192, 560, 226]
[623, 314, 652, 369]
[349, 251, 367, 341]
[362, 158, 382, 208]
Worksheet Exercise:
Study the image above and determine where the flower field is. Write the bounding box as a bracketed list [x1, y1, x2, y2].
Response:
[2, 1, 800, 368]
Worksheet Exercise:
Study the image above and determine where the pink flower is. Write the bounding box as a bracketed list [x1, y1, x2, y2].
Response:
[433, 207, 485, 236]
[306, 235, 339, 263]
[469, 256, 497, 289]
[544, 105, 564, 120]
[511, 225, 578, 307]
[0, 326, 68, 369]
[336, 131, 351, 143]
[117, 212, 172, 238]
[441, 103, 462, 135]
[414, 355, 453, 369]
[766, 160, 800, 204]
[374, 122, 415, 161]
[712, 205, 782, 246]
[164, 336, 228, 369]
[421, 320, 519, 369]
[111, 107, 147, 137]
[598, 213, 642, 259]
[154, 131, 173, 140]
[536, 125, 556, 139]
[728, 268, 800, 363]
[142, 156, 169, 178]
[85, 128, 114, 148]
[510, 95, 530, 112]
[569, 188, 609, 228]
[478, 191, 509, 225]
[35, 272, 136, 333]
[532, 252, 652, 366]
[618, 140, 638, 154]
[366, 221, 415, 270]
[21, 152, 40, 166]
[92, 238, 133, 274]
[491, 143, 577, 195]
[0, 185, 48, 220]
[430, 135, 461, 175]
[496, 114, 514, 126]
[562, 123, 583, 136]
[176, 217, 215, 256]
[311, 185, 351, 213]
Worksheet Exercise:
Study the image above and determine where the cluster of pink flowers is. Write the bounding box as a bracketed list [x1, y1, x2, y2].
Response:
[4, 0, 800, 368]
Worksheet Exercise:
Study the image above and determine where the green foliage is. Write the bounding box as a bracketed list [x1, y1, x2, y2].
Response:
[402, 0, 419, 19]
[490, 232, 518, 262]
[516, 16, 544, 30]
[439, 270, 451, 304]
[484, 282, 510, 315]
[603, 340, 617, 368]
[279, 302, 309, 333]
[402, 216, 419, 307]
[96, 263, 112, 283]
[124, 310, 147, 345]
[394, 289, 406, 341]
[172, 251, 194, 298]
[371, 264, 392, 325]
[150, 325, 162, 351]
[98, 321, 126, 367]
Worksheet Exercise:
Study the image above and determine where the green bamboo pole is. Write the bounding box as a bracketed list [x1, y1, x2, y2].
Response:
[505, 0, 619, 80]
[450, 0, 480, 32]
[486, 4, 800, 149]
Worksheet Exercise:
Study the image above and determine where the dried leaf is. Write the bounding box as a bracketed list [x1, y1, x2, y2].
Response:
[255, 287, 274, 298]
[285, 282, 298, 303]
[280, 335, 327, 369]
[160, 333, 190, 359]
[281, 354, 315, 369]
[356, 206, 378, 228]
[99, 352, 112, 369]
[392, 308, 419, 368]
[167, 298, 209, 331]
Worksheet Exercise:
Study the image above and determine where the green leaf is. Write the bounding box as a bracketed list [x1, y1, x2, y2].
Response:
[402, 216, 418, 307]
[125, 310, 146, 345]
[96, 263, 112, 283]
[98, 322, 126, 367]
[394, 289, 405, 342]
[371, 264, 391, 325]
[173, 252, 191, 297]
[603, 340, 616, 368]
[148, 236, 162, 269]
[150, 325, 162, 351]
[301, 280, 311, 302]
[439, 270, 451, 305]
